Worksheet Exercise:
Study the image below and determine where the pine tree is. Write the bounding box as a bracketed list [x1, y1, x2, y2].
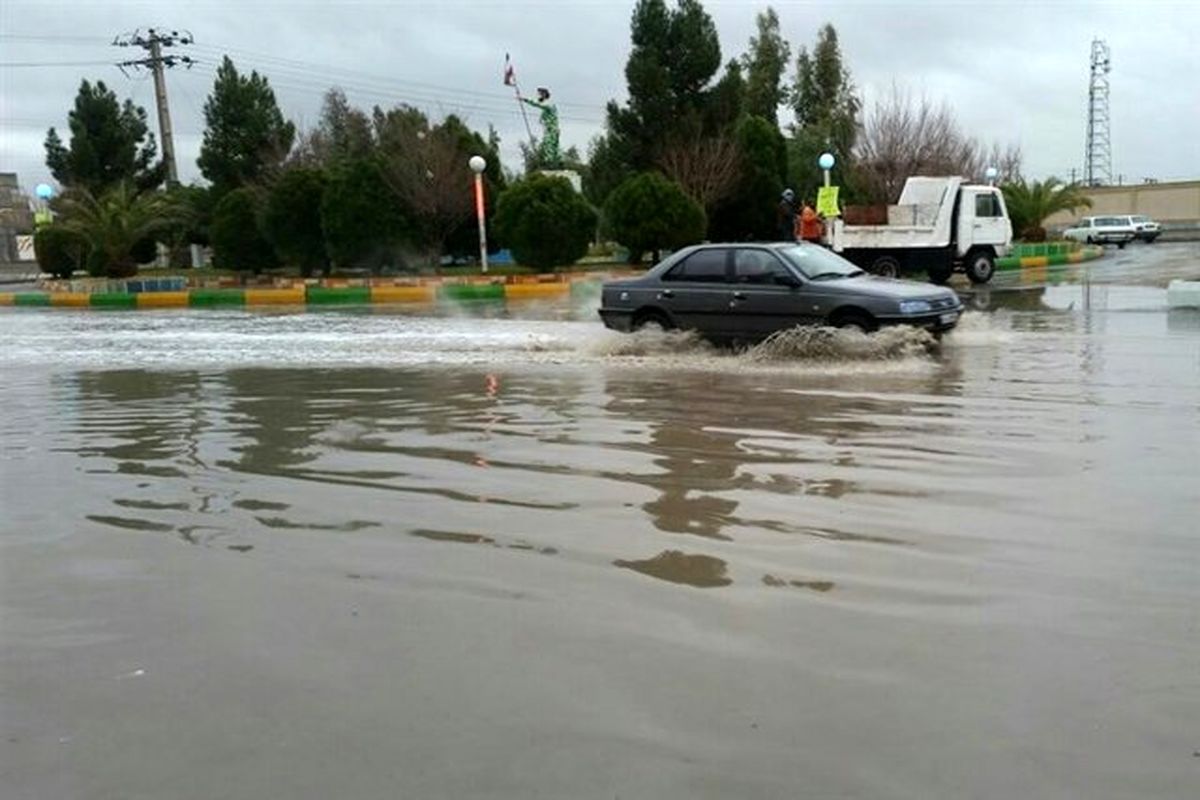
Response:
[44, 80, 164, 193]
[742, 8, 790, 125]
[198, 57, 296, 196]
[789, 24, 860, 197]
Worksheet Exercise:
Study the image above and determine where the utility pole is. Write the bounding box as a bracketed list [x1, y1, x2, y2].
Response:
[114, 29, 194, 186]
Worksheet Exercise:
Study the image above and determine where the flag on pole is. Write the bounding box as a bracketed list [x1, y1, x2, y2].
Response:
[503, 53, 516, 87]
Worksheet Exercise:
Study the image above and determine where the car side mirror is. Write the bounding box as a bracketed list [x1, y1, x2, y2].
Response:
[774, 273, 802, 288]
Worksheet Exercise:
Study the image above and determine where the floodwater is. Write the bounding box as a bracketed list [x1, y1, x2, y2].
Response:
[3, 243, 1199, 799]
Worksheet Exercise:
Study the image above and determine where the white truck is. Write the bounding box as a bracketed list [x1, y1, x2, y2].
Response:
[824, 176, 1013, 285]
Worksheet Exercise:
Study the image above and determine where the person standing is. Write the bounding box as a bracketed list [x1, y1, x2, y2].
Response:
[776, 189, 797, 241]
[799, 199, 824, 243]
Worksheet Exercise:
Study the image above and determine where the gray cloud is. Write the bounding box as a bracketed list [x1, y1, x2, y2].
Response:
[2, 0, 1197, 194]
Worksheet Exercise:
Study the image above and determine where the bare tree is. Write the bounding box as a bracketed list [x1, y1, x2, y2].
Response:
[854, 85, 1022, 203]
[657, 132, 742, 212]
[374, 105, 475, 263]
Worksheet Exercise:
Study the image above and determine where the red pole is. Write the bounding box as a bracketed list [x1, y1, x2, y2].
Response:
[474, 173, 489, 274]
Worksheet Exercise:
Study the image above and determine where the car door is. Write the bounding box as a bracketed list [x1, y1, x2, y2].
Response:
[728, 248, 808, 337]
[963, 188, 1011, 249]
[657, 248, 733, 335]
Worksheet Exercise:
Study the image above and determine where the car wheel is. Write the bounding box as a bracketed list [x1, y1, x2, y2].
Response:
[869, 256, 900, 278]
[1117, 240, 1126, 250]
[830, 309, 876, 333]
[965, 250, 995, 285]
[632, 309, 672, 332]
[1086, 236, 1094, 244]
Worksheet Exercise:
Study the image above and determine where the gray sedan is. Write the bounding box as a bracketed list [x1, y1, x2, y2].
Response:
[598, 243, 963, 341]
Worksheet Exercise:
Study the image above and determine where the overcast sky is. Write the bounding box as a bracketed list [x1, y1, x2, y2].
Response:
[2, 0, 1198, 195]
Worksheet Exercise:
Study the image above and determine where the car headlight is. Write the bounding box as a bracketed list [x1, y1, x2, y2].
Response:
[899, 300, 933, 314]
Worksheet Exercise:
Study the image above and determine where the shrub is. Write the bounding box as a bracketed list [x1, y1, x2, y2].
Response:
[493, 175, 596, 271]
[603, 172, 706, 263]
[210, 187, 278, 273]
[263, 167, 329, 276]
[320, 158, 411, 272]
[34, 225, 86, 279]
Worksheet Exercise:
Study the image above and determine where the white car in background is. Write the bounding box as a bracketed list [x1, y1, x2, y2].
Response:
[1120, 214, 1162, 242]
[1063, 216, 1136, 248]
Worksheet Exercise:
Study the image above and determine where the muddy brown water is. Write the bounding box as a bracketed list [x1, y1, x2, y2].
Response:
[3, 243, 1199, 798]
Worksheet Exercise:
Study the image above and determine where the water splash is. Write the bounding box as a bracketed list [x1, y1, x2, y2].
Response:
[746, 325, 936, 362]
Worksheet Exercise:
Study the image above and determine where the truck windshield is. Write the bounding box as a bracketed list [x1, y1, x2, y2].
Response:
[778, 245, 864, 280]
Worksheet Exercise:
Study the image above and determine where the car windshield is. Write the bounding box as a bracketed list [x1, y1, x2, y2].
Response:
[1132, 216, 1150, 223]
[777, 244, 864, 279]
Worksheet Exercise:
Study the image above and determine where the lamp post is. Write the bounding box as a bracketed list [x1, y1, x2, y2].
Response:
[469, 155, 489, 274]
[818, 152, 835, 187]
[985, 166, 998, 187]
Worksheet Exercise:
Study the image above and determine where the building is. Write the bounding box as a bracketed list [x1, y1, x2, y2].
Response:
[0, 173, 36, 263]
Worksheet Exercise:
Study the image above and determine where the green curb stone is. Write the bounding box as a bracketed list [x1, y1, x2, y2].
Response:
[189, 289, 246, 307]
[306, 286, 371, 305]
[14, 293, 51, 306]
[439, 283, 505, 302]
[90, 293, 137, 308]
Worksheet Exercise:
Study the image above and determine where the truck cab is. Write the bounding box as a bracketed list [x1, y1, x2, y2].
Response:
[826, 176, 1013, 285]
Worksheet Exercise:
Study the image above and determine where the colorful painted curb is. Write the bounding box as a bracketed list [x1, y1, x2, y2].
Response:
[996, 244, 1104, 271]
[0, 280, 606, 310]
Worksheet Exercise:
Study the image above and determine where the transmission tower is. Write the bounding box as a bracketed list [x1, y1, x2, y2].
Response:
[114, 29, 195, 185]
[1085, 38, 1112, 187]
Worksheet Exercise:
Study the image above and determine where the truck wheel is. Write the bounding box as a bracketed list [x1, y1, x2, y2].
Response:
[965, 250, 995, 284]
[869, 256, 900, 278]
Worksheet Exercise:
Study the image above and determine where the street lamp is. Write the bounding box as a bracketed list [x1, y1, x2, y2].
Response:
[818, 152, 835, 187]
[985, 166, 998, 186]
[469, 155, 489, 274]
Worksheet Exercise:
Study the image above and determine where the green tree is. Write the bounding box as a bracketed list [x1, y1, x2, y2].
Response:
[44, 80, 164, 193]
[584, 134, 631, 209]
[494, 175, 596, 271]
[53, 182, 188, 278]
[320, 158, 411, 272]
[34, 225, 88, 279]
[604, 172, 706, 263]
[1002, 177, 1092, 241]
[606, 0, 722, 171]
[198, 57, 296, 196]
[709, 115, 787, 241]
[742, 7, 790, 125]
[294, 87, 375, 167]
[209, 187, 278, 273]
[262, 168, 329, 276]
[790, 24, 859, 196]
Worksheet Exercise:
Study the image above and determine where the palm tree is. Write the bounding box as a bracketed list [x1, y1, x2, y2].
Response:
[1001, 177, 1092, 241]
[54, 181, 191, 278]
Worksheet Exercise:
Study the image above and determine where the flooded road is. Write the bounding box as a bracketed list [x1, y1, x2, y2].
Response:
[3, 243, 1199, 799]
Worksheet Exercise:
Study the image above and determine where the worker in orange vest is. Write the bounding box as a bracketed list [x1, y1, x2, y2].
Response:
[798, 199, 824, 243]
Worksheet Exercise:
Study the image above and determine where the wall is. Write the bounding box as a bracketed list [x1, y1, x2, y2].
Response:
[1045, 179, 1200, 227]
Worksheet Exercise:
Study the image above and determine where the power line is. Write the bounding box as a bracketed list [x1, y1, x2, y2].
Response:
[0, 60, 117, 68]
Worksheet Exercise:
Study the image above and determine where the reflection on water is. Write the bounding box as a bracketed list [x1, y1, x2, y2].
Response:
[614, 550, 732, 588]
[3, 249, 1200, 800]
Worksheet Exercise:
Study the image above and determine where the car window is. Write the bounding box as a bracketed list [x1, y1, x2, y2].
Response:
[733, 249, 792, 285]
[777, 244, 863, 279]
[974, 193, 1002, 218]
[663, 249, 728, 283]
